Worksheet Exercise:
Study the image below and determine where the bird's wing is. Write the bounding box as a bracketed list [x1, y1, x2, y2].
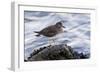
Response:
[41, 25, 56, 34]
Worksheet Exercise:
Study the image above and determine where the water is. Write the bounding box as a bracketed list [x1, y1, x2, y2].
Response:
[24, 11, 90, 60]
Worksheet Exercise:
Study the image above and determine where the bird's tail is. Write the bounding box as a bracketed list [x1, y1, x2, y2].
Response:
[34, 31, 40, 37]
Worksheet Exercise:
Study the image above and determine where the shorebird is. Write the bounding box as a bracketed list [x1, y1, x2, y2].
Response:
[34, 21, 65, 45]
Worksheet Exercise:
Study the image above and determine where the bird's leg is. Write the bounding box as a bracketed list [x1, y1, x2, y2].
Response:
[52, 38, 57, 46]
[48, 38, 57, 46]
[48, 38, 55, 46]
[48, 38, 50, 45]
[51, 38, 55, 46]
[52, 39, 55, 45]
[48, 38, 52, 46]
[53, 36, 58, 45]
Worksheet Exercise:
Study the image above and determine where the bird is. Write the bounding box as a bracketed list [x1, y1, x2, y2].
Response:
[34, 21, 65, 45]
[34, 21, 65, 37]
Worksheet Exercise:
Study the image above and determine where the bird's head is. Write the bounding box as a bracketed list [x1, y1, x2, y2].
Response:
[55, 21, 65, 28]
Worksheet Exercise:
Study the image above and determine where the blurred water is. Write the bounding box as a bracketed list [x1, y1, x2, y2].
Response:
[24, 11, 90, 60]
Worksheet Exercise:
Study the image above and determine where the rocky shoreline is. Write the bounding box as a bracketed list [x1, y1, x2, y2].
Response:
[25, 44, 90, 62]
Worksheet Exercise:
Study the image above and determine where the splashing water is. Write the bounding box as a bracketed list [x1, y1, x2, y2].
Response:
[24, 11, 90, 60]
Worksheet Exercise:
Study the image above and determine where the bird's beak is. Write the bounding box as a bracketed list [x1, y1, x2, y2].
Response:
[62, 25, 65, 28]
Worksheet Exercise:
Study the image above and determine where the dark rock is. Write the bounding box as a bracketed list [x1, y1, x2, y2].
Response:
[26, 44, 89, 61]
[73, 51, 90, 59]
[79, 53, 90, 59]
[27, 44, 75, 61]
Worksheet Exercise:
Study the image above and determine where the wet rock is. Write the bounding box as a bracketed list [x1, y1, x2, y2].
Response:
[26, 44, 89, 61]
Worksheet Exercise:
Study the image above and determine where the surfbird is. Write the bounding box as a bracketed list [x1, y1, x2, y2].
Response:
[34, 21, 65, 37]
[34, 21, 65, 45]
